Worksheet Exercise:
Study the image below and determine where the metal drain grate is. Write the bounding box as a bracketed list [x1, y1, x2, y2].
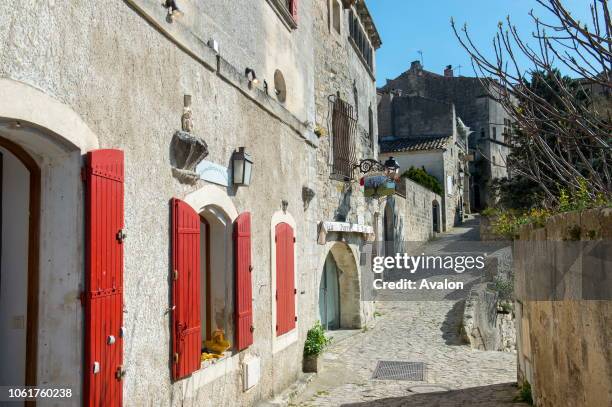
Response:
[372, 361, 426, 381]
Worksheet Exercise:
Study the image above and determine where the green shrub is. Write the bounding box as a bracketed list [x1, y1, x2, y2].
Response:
[514, 381, 533, 405]
[494, 276, 514, 300]
[480, 207, 499, 218]
[304, 321, 330, 357]
[401, 166, 443, 195]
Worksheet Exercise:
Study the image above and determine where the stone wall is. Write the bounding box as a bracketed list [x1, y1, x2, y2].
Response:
[381, 63, 511, 210]
[0, 0, 325, 405]
[311, 0, 381, 331]
[380, 95, 455, 139]
[514, 208, 612, 407]
[392, 178, 441, 242]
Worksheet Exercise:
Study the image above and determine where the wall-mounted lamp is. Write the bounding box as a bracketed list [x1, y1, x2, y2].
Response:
[232, 147, 253, 186]
[383, 156, 400, 178]
[354, 156, 400, 177]
[245, 68, 259, 86]
[163, 0, 183, 23]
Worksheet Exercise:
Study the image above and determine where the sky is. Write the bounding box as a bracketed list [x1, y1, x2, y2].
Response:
[367, 0, 595, 87]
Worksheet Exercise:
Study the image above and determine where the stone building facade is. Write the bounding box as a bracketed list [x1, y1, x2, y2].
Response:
[378, 94, 468, 231]
[0, 0, 383, 406]
[379, 61, 511, 211]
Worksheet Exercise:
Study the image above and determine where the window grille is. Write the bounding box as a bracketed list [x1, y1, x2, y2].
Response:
[329, 96, 357, 180]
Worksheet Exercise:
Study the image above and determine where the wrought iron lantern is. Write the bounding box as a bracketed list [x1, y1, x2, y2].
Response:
[232, 147, 253, 186]
[354, 156, 400, 177]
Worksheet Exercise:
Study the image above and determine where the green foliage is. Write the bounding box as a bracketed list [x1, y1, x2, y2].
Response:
[558, 179, 609, 212]
[480, 207, 498, 217]
[494, 276, 514, 300]
[489, 176, 544, 211]
[304, 321, 330, 357]
[401, 166, 443, 195]
[514, 381, 533, 405]
[484, 181, 611, 239]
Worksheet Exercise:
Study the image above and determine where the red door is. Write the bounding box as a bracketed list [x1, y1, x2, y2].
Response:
[275, 223, 296, 336]
[84, 149, 124, 407]
[171, 198, 201, 380]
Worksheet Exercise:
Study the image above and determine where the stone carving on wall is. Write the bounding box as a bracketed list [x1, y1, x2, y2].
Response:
[170, 95, 208, 184]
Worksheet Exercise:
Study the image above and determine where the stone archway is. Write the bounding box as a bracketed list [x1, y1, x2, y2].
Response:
[319, 242, 362, 329]
[0, 78, 100, 400]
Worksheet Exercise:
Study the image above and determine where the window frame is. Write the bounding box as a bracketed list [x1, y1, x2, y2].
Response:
[266, 0, 298, 30]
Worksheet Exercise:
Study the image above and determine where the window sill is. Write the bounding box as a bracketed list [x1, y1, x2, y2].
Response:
[272, 328, 298, 354]
[200, 350, 232, 370]
[184, 352, 239, 389]
[265, 0, 297, 31]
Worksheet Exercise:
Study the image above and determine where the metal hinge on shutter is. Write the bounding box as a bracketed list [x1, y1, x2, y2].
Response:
[294, 316, 298, 322]
[275, 290, 278, 300]
[173, 270, 178, 280]
[293, 237, 296, 243]
[173, 353, 179, 363]
[275, 325, 278, 331]
[116, 229, 127, 243]
[294, 288, 297, 294]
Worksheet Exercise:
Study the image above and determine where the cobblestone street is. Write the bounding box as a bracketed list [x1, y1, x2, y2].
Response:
[292, 219, 524, 406]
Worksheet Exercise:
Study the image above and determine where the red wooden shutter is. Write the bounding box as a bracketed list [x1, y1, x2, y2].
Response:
[234, 212, 253, 351]
[275, 223, 296, 336]
[171, 198, 201, 380]
[291, 0, 299, 22]
[84, 149, 124, 407]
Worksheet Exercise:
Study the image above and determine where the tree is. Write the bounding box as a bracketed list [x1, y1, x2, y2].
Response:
[452, 0, 611, 205]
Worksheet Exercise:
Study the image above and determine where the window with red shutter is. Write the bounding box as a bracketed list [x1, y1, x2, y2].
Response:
[84, 149, 124, 407]
[275, 222, 296, 336]
[234, 212, 253, 350]
[171, 198, 201, 381]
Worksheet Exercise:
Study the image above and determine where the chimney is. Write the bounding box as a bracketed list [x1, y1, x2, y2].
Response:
[444, 65, 454, 77]
[410, 60, 422, 72]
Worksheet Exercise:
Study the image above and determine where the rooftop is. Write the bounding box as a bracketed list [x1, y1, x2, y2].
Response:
[380, 135, 452, 153]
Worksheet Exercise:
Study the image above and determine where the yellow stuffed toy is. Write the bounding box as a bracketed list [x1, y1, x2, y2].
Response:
[204, 329, 231, 355]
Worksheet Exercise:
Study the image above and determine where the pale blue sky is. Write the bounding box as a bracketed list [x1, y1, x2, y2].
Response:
[367, 0, 594, 86]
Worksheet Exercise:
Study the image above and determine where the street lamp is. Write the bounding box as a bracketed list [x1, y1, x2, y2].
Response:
[232, 147, 253, 186]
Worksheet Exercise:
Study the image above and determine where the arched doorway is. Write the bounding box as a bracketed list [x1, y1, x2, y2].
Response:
[432, 200, 440, 233]
[319, 254, 340, 330]
[0, 136, 40, 390]
[383, 198, 395, 256]
[318, 243, 362, 330]
[0, 78, 100, 403]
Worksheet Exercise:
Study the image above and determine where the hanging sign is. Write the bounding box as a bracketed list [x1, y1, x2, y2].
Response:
[362, 175, 396, 197]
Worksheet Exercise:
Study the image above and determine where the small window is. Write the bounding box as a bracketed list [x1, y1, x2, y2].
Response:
[368, 105, 374, 147]
[332, 0, 341, 34]
[492, 127, 497, 140]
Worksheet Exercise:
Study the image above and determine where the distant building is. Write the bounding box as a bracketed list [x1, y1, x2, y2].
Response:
[379, 61, 512, 211]
[378, 94, 468, 230]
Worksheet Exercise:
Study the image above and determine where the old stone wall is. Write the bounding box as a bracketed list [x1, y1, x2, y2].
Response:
[515, 208, 612, 407]
[384, 96, 455, 139]
[382, 65, 511, 210]
[393, 179, 441, 242]
[0, 0, 325, 406]
[311, 0, 381, 330]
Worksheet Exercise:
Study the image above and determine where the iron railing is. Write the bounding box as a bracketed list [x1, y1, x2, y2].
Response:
[329, 95, 357, 181]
